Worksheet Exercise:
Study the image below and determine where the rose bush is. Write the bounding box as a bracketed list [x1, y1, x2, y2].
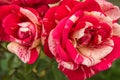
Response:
[43, 0, 120, 80]
[0, 5, 41, 64]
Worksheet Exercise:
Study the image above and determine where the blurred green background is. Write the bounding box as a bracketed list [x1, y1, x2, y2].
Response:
[0, 0, 120, 80]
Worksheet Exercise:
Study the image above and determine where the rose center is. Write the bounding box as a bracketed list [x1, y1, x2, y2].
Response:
[76, 34, 91, 46]
[18, 27, 30, 39]
[73, 26, 102, 48]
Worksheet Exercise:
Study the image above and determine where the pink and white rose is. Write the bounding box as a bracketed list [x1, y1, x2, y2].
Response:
[0, 5, 41, 64]
[43, 0, 120, 80]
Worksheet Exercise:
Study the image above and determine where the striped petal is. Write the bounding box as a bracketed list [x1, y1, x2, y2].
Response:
[79, 39, 114, 66]
[95, 0, 120, 20]
[7, 42, 40, 64]
[59, 65, 97, 80]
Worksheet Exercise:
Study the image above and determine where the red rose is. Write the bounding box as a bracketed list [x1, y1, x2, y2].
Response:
[0, 0, 60, 18]
[12, 0, 60, 16]
[43, 0, 120, 80]
[0, 5, 41, 64]
[0, 0, 60, 5]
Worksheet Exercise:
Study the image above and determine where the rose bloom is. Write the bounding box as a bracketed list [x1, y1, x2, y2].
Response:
[0, 5, 41, 64]
[43, 0, 120, 80]
[0, 0, 60, 17]
[0, 0, 60, 5]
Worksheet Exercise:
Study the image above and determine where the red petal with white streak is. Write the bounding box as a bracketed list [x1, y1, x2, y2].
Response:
[92, 37, 120, 71]
[95, 0, 120, 21]
[80, 39, 114, 66]
[66, 39, 83, 64]
[43, 6, 58, 34]
[59, 65, 97, 80]
[48, 18, 68, 56]
[112, 23, 120, 37]
[7, 42, 40, 64]
[20, 7, 40, 25]
[27, 46, 40, 64]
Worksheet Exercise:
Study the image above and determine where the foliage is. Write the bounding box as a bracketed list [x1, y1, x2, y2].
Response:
[1, 42, 120, 80]
[0, 45, 67, 80]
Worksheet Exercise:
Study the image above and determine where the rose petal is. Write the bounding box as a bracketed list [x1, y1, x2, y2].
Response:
[7, 42, 40, 64]
[57, 59, 78, 70]
[2, 13, 20, 36]
[0, 5, 13, 21]
[27, 46, 40, 64]
[57, 44, 70, 62]
[36, 5, 49, 17]
[55, 0, 78, 21]
[104, 6, 120, 21]
[72, 21, 93, 40]
[55, 4, 70, 21]
[62, 11, 83, 47]
[44, 39, 54, 58]
[48, 30, 58, 56]
[21, 0, 43, 5]
[92, 37, 120, 71]
[98, 23, 112, 39]
[45, 0, 60, 4]
[0, 27, 11, 41]
[79, 39, 114, 66]
[95, 0, 120, 20]
[48, 18, 68, 56]
[71, 0, 101, 15]
[0, 0, 11, 5]
[49, 30, 77, 70]
[52, 18, 68, 40]
[66, 40, 83, 64]
[43, 6, 58, 34]
[112, 23, 120, 37]
[20, 7, 40, 25]
[59, 65, 97, 80]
